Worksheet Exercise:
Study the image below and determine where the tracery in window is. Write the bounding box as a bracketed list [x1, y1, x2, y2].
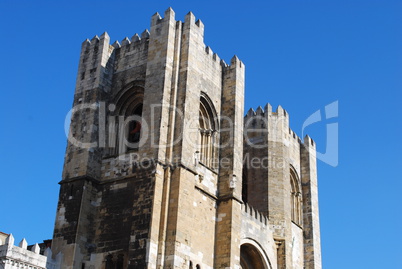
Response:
[111, 85, 144, 156]
[198, 95, 218, 169]
[290, 167, 302, 225]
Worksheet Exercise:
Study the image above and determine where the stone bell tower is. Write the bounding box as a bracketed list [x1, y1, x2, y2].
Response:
[52, 8, 245, 269]
[52, 7, 321, 269]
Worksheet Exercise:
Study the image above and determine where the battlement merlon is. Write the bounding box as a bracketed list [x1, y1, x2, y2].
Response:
[304, 134, 316, 150]
[242, 203, 268, 226]
[183, 11, 204, 38]
[75, 8, 241, 84]
[151, 7, 176, 26]
[244, 103, 316, 147]
[154, 8, 236, 68]
[150, 8, 204, 38]
[244, 103, 288, 120]
[0, 234, 55, 267]
[75, 31, 114, 94]
[244, 104, 289, 136]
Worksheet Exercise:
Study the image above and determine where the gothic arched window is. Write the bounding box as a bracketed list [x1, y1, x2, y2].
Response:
[110, 85, 144, 156]
[199, 95, 218, 169]
[290, 167, 302, 225]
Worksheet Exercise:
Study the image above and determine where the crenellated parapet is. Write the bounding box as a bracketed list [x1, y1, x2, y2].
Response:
[0, 234, 59, 269]
[240, 204, 277, 269]
[243, 102, 317, 198]
[244, 104, 288, 136]
[244, 103, 316, 149]
[243, 102, 320, 268]
[109, 29, 150, 50]
[75, 28, 151, 96]
[74, 32, 115, 94]
[242, 203, 268, 226]
[54, 7, 322, 269]
[74, 7, 243, 101]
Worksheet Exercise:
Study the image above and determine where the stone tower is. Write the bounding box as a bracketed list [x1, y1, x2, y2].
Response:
[52, 8, 321, 269]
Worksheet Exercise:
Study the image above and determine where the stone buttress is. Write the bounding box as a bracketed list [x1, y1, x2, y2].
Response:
[52, 8, 321, 269]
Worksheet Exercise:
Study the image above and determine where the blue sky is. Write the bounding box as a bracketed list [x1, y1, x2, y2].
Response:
[0, 1, 401, 268]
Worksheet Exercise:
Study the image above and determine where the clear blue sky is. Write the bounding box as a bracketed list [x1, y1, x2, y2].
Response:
[1, 1, 401, 268]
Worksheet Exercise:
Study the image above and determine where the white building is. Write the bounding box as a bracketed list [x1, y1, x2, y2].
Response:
[0, 233, 57, 269]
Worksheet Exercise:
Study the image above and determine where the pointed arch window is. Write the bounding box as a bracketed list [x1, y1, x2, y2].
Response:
[199, 95, 218, 169]
[109, 85, 144, 156]
[290, 168, 302, 226]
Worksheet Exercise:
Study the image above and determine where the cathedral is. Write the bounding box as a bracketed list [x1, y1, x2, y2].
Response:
[51, 8, 321, 269]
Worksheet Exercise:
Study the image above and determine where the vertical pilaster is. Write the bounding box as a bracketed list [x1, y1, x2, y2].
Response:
[301, 136, 322, 269]
[154, 17, 182, 269]
[134, 8, 180, 268]
[214, 56, 244, 269]
[145, 165, 164, 269]
[141, 8, 177, 161]
[171, 11, 206, 168]
[266, 106, 293, 268]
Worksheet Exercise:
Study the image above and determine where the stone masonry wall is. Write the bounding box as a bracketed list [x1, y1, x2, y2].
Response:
[243, 104, 319, 268]
[53, 7, 321, 269]
[240, 204, 277, 269]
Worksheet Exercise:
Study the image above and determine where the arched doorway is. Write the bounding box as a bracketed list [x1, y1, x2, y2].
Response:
[240, 243, 269, 269]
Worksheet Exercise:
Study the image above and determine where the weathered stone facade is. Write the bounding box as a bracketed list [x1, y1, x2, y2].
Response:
[52, 8, 321, 269]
